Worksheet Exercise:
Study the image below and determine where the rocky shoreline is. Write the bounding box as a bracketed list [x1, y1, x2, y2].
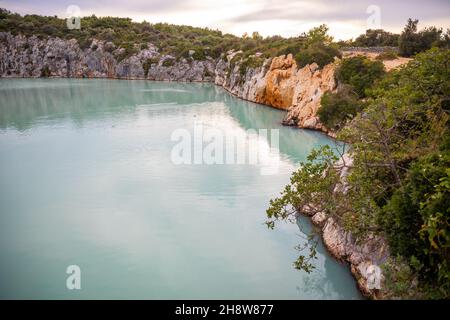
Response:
[0, 32, 337, 133]
[0, 32, 390, 298]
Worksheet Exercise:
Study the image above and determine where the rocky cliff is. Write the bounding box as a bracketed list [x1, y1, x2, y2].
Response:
[0, 32, 337, 133]
[1, 32, 397, 298]
[303, 154, 392, 299]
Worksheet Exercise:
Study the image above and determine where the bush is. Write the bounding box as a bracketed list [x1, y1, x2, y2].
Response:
[399, 19, 442, 57]
[381, 147, 450, 297]
[376, 50, 398, 61]
[40, 65, 50, 77]
[162, 58, 175, 67]
[191, 49, 206, 61]
[238, 56, 264, 76]
[269, 48, 450, 298]
[318, 85, 362, 130]
[353, 29, 400, 47]
[294, 43, 340, 69]
[336, 56, 385, 98]
[142, 57, 159, 76]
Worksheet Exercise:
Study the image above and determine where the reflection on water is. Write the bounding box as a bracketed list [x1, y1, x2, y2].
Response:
[0, 79, 361, 299]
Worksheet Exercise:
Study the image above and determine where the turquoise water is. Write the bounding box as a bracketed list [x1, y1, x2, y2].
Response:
[0, 79, 361, 299]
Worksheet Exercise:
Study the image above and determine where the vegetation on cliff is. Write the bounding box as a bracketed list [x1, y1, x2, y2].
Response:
[1, 7, 449, 299]
[345, 19, 448, 55]
[335, 56, 385, 98]
[0, 8, 306, 62]
[267, 48, 449, 298]
[316, 56, 385, 130]
[317, 86, 362, 131]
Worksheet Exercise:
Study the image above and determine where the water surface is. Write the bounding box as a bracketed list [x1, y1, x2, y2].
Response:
[0, 79, 361, 299]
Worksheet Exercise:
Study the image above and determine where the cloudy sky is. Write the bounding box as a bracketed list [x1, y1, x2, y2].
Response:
[1, 0, 449, 39]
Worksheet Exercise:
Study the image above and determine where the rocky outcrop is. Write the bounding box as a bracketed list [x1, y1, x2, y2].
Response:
[1, 32, 397, 297]
[216, 53, 338, 133]
[304, 154, 391, 299]
[0, 32, 338, 133]
[254, 54, 297, 109]
[320, 217, 390, 298]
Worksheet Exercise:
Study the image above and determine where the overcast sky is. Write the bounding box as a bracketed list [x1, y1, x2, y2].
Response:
[1, 0, 449, 39]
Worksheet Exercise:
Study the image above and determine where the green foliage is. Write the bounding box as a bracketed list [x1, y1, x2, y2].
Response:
[238, 55, 264, 76]
[304, 24, 333, 47]
[116, 43, 138, 62]
[266, 145, 345, 272]
[251, 31, 262, 41]
[268, 48, 449, 298]
[399, 19, 443, 57]
[40, 65, 50, 77]
[291, 25, 341, 69]
[318, 85, 363, 130]
[381, 255, 424, 299]
[162, 58, 175, 67]
[336, 56, 385, 98]
[294, 43, 340, 68]
[191, 49, 206, 61]
[375, 50, 398, 61]
[142, 57, 159, 76]
[339, 48, 449, 297]
[0, 8, 312, 64]
[353, 29, 400, 47]
[381, 148, 450, 296]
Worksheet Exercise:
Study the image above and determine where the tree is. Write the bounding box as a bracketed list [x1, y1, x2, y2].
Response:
[304, 24, 333, 47]
[268, 48, 450, 298]
[399, 19, 442, 57]
[318, 85, 363, 130]
[295, 43, 340, 68]
[251, 31, 262, 41]
[336, 56, 385, 98]
[266, 145, 346, 272]
[353, 29, 399, 47]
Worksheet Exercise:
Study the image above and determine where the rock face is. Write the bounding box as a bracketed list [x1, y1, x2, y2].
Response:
[1, 32, 394, 298]
[216, 53, 338, 133]
[306, 154, 391, 299]
[254, 54, 297, 109]
[0, 32, 338, 132]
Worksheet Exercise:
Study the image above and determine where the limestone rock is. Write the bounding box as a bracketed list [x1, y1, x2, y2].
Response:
[1, 33, 339, 134]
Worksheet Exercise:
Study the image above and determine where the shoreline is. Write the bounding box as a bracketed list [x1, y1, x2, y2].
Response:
[1, 75, 366, 297]
[0, 74, 337, 138]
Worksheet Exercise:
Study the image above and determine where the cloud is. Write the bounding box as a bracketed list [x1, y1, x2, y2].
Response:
[1, 0, 449, 39]
[228, 0, 450, 27]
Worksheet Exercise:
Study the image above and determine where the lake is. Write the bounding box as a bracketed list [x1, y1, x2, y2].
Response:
[0, 78, 361, 299]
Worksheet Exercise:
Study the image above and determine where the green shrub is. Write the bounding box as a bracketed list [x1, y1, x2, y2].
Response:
[78, 37, 92, 50]
[376, 50, 398, 61]
[142, 57, 159, 76]
[191, 49, 206, 61]
[116, 44, 138, 62]
[294, 43, 340, 69]
[353, 29, 400, 47]
[40, 65, 50, 77]
[381, 147, 450, 297]
[162, 58, 175, 67]
[336, 56, 385, 98]
[238, 56, 264, 76]
[318, 85, 362, 130]
[268, 48, 450, 298]
[399, 19, 442, 57]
